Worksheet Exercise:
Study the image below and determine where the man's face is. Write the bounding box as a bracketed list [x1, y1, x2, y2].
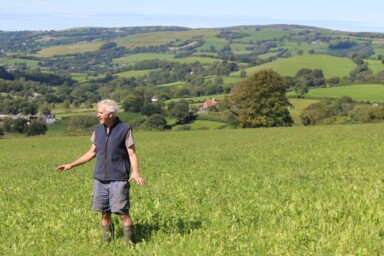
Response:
[97, 104, 114, 126]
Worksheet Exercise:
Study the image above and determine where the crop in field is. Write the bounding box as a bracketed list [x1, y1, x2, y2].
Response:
[1, 124, 384, 255]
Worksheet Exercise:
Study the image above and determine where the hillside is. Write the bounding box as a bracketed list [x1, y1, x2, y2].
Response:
[1, 25, 383, 77]
[1, 24, 384, 130]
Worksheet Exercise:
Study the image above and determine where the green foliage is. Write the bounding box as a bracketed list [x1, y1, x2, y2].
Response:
[294, 84, 384, 102]
[0, 98, 39, 115]
[232, 54, 357, 79]
[329, 40, 357, 50]
[1, 25, 384, 124]
[67, 115, 98, 132]
[123, 89, 145, 113]
[141, 102, 164, 117]
[3, 118, 28, 133]
[168, 100, 195, 125]
[228, 69, 293, 127]
[0, 127, 4, 136]
[300, 96, 384, 125]
[25, 120, 47, 136]
[2, 125, 384, 254]
[143, 114, 167, 131]
[0, 66, 14, 80]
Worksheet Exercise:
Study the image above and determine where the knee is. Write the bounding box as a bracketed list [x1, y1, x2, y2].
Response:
[119, 214, 133, 225]
[102, 212, 111, 221]
[119, 214, 130, 221]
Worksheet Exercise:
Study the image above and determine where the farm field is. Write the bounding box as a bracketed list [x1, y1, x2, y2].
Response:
[33, 41, 105, 57]
[231, 54, 356, 78]
[0, 57, 39, 67]
[288, 98, 320, 124]
[300, 84, 384, 102]
[1, 124, 384, 255]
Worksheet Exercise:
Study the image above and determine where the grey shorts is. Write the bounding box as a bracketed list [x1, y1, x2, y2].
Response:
[91, 179, 130, 215]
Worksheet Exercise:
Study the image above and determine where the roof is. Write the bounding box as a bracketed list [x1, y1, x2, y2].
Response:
[204, 99, 218, 107]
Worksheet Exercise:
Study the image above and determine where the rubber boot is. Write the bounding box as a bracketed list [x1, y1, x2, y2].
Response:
[123, 225, 135, 245]
[102, 225, 114, 243]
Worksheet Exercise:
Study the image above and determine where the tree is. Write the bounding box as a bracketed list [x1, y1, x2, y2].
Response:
[141, 102, 164, 116]
[0, 127, 4, 137]
[123, 89, 145, 113]
[0, 66, 14, 80]
[12, 118, 28, 133]
[25, 120, 47, 136]
[169, 100, 195, 124]
[144, 114, 167, 130]
[228, 69, 293, 128]
[68, 115, 98, 132]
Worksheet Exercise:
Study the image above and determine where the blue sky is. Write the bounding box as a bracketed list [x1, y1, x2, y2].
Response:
[1, 0, 383, 32]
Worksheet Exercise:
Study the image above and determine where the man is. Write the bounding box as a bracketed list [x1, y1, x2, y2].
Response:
[55, 99, 144, 244]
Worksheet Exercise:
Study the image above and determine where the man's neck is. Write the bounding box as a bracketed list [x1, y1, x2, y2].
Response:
[104, 117, 117, 128]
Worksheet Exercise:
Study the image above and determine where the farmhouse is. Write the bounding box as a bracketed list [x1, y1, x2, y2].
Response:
[39, 114, 56, 125]
[198, 98, 218, 113]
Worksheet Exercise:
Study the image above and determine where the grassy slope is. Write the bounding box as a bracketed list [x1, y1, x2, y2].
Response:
[231, 54, 356, 78]
[33, 41, 105, 57]
[301, 84, 384, 102]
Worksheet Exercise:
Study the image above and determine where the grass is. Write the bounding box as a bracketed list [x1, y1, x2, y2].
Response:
[0, 57, 39, 67]
[294, 84, 384, 102]
[115, 29, 219, 48]
[231, 54, 356, 78]
[32, 41, 105, 57]
[366, 60, 384, 75]
[288, 98, 320, 125]
[2, 124, 384, 255]
[116, 69, 160, 78]
[174, 120, 227, 130]
[113, 53, 175, 65]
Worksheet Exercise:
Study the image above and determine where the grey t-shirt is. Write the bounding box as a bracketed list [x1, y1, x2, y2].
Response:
[91, 128, 135, 149]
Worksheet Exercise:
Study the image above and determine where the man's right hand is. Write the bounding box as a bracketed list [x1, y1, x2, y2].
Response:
[55, 164, 72, 172]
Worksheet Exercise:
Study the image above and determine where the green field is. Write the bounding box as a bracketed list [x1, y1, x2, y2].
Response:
[1, 124, 384, 255]
[366, 60, 384, 75]
[293, 84, 384, 102]
[231, 54, 356, 78]
[116, 29, 218, 48]
[116, 69, 160, 78]
[33, 41, 105, 57]
[288, 98, 320, 124]
[0, 57, 39, 67]
[113, 53, 176, 65]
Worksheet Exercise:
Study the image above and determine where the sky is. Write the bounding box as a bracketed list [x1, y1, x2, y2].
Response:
[0, 0, 383, 33]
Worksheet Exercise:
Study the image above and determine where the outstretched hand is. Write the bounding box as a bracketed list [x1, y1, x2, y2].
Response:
[55, 164, 72, 172]
[128, 173, 145, 185]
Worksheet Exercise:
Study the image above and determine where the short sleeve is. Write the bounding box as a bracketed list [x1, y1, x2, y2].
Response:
[125, 128, 135, 148]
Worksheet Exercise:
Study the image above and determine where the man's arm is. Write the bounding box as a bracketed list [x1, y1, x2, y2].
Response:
[55, 144, 97, 172]
[127, 145, 144, 185]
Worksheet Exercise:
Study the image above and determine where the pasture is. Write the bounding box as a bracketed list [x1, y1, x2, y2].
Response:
[299, 84, 384, 102]
[115, 29, 218, 49]
[1, 124, 384, 255]
[0, 57, 39, 67]
[33, 41, 105, 57]
[231, 54, 356, 78]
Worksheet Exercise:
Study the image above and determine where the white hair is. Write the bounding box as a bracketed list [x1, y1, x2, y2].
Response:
[98, 99, 118, 115]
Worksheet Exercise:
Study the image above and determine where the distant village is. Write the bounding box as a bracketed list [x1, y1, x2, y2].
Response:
[0, 113, 56, 126]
